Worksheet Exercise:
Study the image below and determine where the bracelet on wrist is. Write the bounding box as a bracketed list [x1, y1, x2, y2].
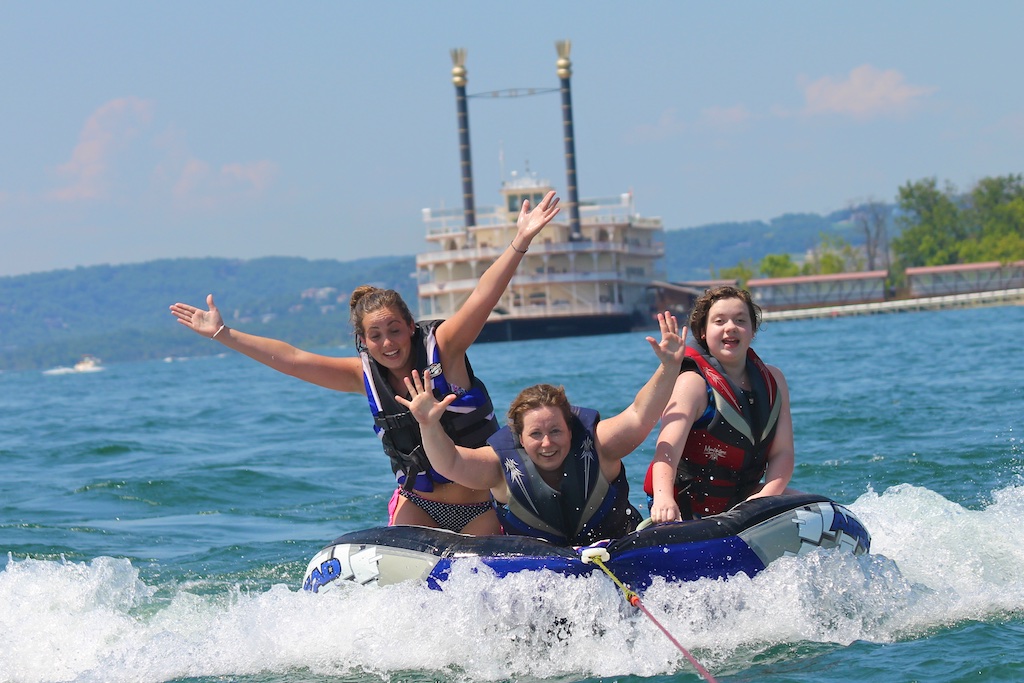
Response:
[510, 241, 528, 254]
[211, 324, 226, 340]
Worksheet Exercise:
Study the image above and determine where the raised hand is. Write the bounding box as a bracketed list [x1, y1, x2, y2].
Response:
[645, 311, 687, 366]
[514, 190, 561, 246]
[396, 369, 456, 426]
[169, 294, 225, 339]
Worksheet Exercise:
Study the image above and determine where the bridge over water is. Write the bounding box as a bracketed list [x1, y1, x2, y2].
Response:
[762, 288, 1024, 321]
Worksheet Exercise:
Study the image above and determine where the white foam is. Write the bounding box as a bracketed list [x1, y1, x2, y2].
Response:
[3, 484, 1023, 681]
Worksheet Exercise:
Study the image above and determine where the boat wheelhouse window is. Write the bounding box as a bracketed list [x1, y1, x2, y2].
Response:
[507, 195, 521, 212]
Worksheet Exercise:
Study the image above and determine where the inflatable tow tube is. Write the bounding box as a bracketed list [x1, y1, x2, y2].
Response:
[302, 493, 870, 594]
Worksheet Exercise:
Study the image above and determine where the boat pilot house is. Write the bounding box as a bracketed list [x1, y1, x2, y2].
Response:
[415, 42, 664, 343]
[416, 174, 665, 342]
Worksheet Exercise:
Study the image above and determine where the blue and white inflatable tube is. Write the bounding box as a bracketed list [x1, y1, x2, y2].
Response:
[302, 493, 871, 594]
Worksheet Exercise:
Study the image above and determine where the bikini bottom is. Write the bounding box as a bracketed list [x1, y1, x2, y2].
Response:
[396, 488, 493, 532]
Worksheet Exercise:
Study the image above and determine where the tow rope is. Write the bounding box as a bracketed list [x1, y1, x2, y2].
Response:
[580, 546, 719, 683]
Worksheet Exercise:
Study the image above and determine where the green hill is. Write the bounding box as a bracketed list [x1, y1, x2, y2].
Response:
[661, 208, 861, 281]
[0, 256, 417, 371]
[0, 208, 866, 371]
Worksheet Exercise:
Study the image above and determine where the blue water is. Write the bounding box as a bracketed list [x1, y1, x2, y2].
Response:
[2, 305, 1023, 682]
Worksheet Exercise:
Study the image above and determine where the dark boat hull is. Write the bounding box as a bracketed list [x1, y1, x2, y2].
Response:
[476, 313, 636, 342]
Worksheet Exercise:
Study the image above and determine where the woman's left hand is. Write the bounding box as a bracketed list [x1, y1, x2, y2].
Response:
[646, 311, 687, 366]
[514, 190, 561, 245]
[396, 369, 456, 426]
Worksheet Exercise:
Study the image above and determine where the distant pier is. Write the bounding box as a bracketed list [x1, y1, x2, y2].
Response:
[762, 287, 1024, 322]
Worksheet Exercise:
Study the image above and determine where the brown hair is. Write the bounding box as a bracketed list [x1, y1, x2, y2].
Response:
[506, 384, 573, 435]
[348, 285, 415, 337]
[689, 285, 762, 351]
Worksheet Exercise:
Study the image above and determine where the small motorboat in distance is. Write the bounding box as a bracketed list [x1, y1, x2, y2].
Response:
[42, 355, 105, 376]
[73, 355, 103, 372]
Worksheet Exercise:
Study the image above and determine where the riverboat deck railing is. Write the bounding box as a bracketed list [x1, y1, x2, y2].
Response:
[416, 240, 664, 266]
[422, 193, 662, 239]
[418, 270, 659, 296]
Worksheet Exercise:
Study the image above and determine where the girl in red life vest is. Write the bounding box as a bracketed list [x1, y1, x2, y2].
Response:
[644, 286, 798, 522]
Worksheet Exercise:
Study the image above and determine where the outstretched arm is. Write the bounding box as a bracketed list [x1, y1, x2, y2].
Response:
[595, 312, 687, 462]
[396, 370, 506, 491]
[169, 294, 364, 393]
[648, 371, 708, 523]
[436, 190, 561, 357]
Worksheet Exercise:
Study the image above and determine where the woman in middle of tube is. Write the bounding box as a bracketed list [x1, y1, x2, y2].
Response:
[396, 312, 686, 546]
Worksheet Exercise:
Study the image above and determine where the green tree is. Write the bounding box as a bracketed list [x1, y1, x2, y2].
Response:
[892, 174, 1024, 267]
[890, 177, 965, 267]
[758, 253, 800, 278]
[714, 259, 755, 286]
[964, 176, 1024, 261]
[801, 234, 863, 275]
[959, 228, 1024, 263]
[965, 174, 1024, 235]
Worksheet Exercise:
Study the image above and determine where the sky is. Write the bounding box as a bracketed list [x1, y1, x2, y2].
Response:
[2, 2, 1023, 278]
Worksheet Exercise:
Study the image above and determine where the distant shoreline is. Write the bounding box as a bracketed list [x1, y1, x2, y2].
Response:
[762, 287, 1024, 322]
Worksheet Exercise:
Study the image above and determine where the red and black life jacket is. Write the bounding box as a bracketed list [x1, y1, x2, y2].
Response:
[644, 343, 780, 517]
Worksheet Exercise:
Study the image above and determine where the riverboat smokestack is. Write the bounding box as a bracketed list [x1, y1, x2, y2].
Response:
[450, 48, 476, 230]
[556, 40, 581, 240]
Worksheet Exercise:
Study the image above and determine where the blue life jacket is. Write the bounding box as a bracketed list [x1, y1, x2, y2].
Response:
[490, 406, 640, 545]
[361, 320, 497, 492]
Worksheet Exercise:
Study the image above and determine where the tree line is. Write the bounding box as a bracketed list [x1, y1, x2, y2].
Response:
[5, 178, 1021, 371]
[1, 213, 862, 371]
[717, 173, 1024, 285]
[0, 256, 417, 372]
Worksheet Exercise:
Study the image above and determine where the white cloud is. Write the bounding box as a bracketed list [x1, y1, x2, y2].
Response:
[699, 105, 754, 130]
[49, 97, 155, 201]
[626, 105, 751, 144]
[625, 108, 687, 143]
[48, 98, 277, 209]
[172, 158, 279, 209]
[801, 65, 936, 120]
[172, 158, 212, 201]
[221, 161, 277, 193]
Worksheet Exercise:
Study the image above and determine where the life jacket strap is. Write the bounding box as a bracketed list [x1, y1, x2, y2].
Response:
[374, 410, 418, 431]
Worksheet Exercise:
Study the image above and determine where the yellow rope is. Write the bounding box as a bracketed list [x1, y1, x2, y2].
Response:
[585, 551, 719, 683]
[590, 555, 640, 605]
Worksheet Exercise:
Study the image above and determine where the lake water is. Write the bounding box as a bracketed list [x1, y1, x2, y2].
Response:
[2, 305, 1023, 682]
